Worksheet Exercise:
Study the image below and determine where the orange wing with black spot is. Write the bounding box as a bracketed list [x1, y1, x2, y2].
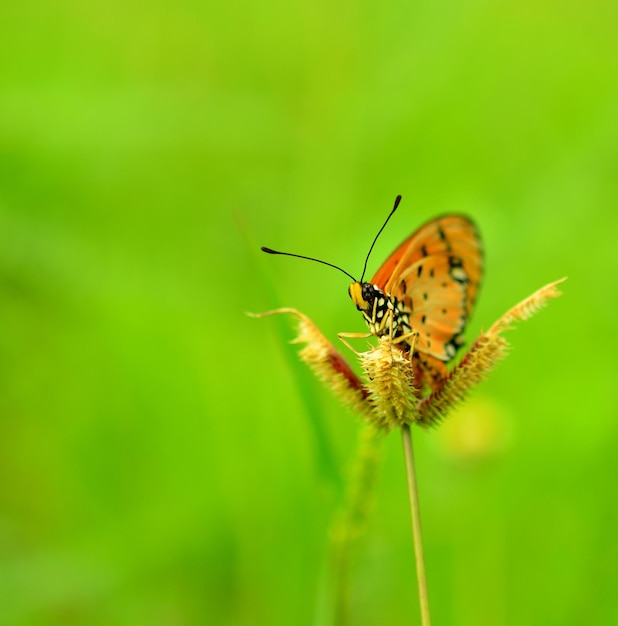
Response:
[372, 215, 483, 388]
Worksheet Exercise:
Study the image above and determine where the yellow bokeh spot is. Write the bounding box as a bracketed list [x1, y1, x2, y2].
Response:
[434, 397, 513, 462]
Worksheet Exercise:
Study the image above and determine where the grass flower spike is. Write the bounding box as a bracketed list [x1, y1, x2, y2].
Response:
[252, 278, 565, 429]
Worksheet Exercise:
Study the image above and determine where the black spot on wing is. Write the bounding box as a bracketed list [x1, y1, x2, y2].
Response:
[437, 224, 451, 251]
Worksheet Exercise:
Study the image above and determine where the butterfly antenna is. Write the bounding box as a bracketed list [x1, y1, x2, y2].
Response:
[360, 194, 402, 282]
[261, 247, 357, 282]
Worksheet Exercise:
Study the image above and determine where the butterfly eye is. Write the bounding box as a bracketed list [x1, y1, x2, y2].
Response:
[362, 283, 375, 301]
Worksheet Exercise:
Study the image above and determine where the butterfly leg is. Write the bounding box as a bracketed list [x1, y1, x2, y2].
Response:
[337, 331, 373, 354]
[392, 329, 419, 351]
[387, 318, 419, 358]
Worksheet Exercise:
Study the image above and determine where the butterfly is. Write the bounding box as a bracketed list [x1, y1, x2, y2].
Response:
[262, 195, 483, 391]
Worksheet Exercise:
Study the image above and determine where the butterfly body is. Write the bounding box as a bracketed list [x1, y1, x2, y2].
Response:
[348, 281, 413, 342]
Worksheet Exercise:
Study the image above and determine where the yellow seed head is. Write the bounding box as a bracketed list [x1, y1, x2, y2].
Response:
[358, 338, 421, 431]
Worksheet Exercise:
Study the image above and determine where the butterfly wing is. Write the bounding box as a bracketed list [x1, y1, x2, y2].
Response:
[371, 215, 483, 387]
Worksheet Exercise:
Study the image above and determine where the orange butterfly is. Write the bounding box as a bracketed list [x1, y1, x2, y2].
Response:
[262, 196, 483, 391]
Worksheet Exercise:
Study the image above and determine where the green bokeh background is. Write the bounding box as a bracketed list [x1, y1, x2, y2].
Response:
[1, 1, 617, 624]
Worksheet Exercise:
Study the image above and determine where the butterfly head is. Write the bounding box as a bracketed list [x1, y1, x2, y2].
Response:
[348, 281, 397, 335]
[348, 282, 377, 313]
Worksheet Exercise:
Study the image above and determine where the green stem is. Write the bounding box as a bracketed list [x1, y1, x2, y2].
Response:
[401, 424, 431, 626]
[330, 425, 383, 626]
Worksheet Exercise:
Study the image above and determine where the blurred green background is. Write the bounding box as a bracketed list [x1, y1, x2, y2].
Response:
[1, 0, 617, 624]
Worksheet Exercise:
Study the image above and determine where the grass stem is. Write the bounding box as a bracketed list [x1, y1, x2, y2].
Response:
[401, 424, 431, 626]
